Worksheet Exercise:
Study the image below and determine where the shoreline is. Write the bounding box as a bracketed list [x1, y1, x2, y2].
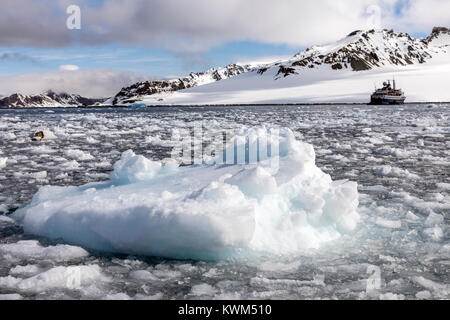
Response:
[0, 102, 448, 109]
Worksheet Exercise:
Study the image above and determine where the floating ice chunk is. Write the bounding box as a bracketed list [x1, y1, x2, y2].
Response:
[405, 211, 420, 222]
[0, 157, 7, 169]
[64, 149, 94, 161]
[375, 147, 409, 158]
[0, 132, 16, 140]
[0, 293, 23, 300]
[258, 261, 301, 273]
[13, 128, 360, 260]
[379, 293, 405, 300]
[103, 293, 132, 300]
[130, 270, 159, 281]
[30, 145, 57, 154]
[374, 165, 419, 179]
[29, 171, 47, 180]
[249, 276, 325, 288]
[9, 265, 41, 277]
[416, 291, 432, 299]
[375, 218, 402, 229]
[423, 226, 444, 241]
[413, 276, 449, 298]
[0, 265, 104, 292]
[134, 292, 164, 300]
[425, 212, 444, 226]
[86, 137, 99, 144]
[417, 139, 425, 147]
[190, 283, 217, 296]
[55, 173, 69, 180]
[436, 183, 450, 191]
[110, 150, 175, 185]
[0, 240, 89, 262]
[0, 213, 13, 221]
[94, 161, 111, 169]
[214, 292, 242, 300]
[13, 171, 46, 180]
[60, 160, 80, 170]
[145, 135, 168, 146]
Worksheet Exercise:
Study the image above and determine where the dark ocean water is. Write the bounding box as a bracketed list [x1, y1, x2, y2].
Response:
[0, 104, 448, 300]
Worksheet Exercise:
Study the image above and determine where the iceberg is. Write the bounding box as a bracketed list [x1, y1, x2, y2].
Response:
[13, 128, 359, 260]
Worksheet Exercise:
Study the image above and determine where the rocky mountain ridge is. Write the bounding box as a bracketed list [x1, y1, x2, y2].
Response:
[266, 27, 449, 78]
[0, 91, 105, 108]
[106, 63, 252, 105]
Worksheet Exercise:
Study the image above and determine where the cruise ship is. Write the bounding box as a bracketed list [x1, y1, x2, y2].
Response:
[370, 80, 406, 105]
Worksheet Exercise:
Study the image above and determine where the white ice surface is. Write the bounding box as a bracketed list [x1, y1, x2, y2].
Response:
[0, 265, 104, 293]
[0, 157, 7, 169]
[0, 240, 89, 262]
[13, 128, 359, 260]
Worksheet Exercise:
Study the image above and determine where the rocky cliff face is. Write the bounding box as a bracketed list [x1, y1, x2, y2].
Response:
[0, 91, 105, 107]
[426, 27, 450, 48]
[267, 28, 448, 78]
[107, 63, 251, 105]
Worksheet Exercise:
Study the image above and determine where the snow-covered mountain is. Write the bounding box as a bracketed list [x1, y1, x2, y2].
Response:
[112, 27, 450, 105]
[270, 28, 441, 76]
[106, 63, 252, 105]
[0, 91, 105, 108]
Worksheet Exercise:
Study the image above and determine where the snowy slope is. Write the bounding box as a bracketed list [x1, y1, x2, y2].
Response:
[123, 27, 450, 105]
[105, 63, 252, 105]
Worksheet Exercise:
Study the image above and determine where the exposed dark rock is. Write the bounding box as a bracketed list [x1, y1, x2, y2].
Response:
[282, 28, 443, 75]
[427, 26, 450, 44]
[0, 91, 105, 108]
[432, 27, 449, 34]
[276, 66, 297, 77]
[349, 56, 371, 71]
[110, 63, 250, 105]
[347, 30, 362, 37]
[257, 67, 268, 75]
[292, 59, 310, 67]
[331, 63, 343, 70]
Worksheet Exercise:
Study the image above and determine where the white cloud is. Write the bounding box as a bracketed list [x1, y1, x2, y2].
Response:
[0, 69, 147, 98]
[59, 64, 80, 71]
[392, 0, 450, 33]
[1, 0, 449, 52]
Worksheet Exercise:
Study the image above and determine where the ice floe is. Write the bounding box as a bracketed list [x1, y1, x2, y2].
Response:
[0, 265, 104, 293]
[0, 240, 89, 262]
[0, 157, 7, 169]
[13, 128, 359, 260]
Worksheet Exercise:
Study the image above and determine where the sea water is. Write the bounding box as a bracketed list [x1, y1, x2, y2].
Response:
[0, 104, 448, 300]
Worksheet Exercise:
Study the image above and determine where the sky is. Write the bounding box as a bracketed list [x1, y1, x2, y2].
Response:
[0, 0, 449, 97]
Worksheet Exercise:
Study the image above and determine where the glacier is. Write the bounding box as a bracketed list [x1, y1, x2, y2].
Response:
[12, 128, 359, 260]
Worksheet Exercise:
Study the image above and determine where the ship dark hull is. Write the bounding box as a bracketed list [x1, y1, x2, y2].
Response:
[369, 97, 406, 105]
